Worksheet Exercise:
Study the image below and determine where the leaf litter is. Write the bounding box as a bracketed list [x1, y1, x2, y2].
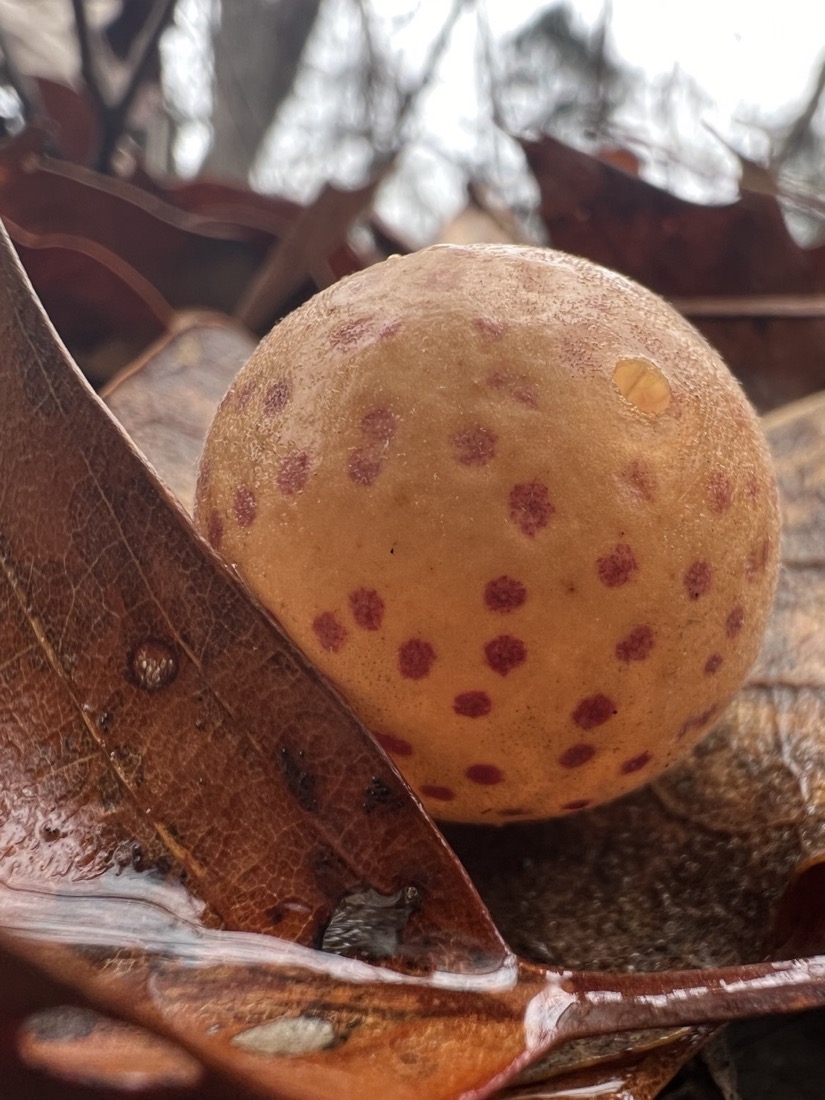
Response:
[0, 115, 824, 1096]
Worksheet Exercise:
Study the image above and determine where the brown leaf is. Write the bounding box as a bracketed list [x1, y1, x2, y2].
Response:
[0, 138, 267, 315]
[101, 315, 256, 513]
[521, 134, 816, 297]
[233, 176, 390, 332]
[130, 172, 369, 298]
[499, 1029, 709, 1099]
[9, 225, 172, 386]
[0, 217, 506, 962]
[15, 1005, 203, 1092]
[520, 135, 825, 410]
[0, 134, 373, 383]
[32, 80, 100, 166]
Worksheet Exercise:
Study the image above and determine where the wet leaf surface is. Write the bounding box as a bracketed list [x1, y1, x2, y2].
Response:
[0, 215, 506, 959]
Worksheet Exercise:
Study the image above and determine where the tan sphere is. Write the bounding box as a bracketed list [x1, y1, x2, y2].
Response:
[195, 244, 780, 824]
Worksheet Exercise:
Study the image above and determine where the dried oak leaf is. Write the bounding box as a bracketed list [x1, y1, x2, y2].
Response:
[0, 127, 373, 380]
[0, 135, 263, 313]
[0, 216, 562, 1098]
[520, 134, 825, 410]
[101, 314, 257, 515]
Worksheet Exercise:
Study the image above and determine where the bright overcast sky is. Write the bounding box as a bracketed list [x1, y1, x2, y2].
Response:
[563, 0, 825, 119]
[168, 0, 825, 235]
[405, 0, 825, 118]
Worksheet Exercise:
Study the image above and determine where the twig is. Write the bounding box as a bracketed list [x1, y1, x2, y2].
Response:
[0, 23, 32, 122]
[96, 0, 179, 172]
[351, 0, 470, 159]
[773, 54, 825, 170]
[235, 167, 394, 332]
[392, 0, 470, 144]
[353, 0, 382, 135]
[71, 0, 109, 115]
[71, 0, 179, 173]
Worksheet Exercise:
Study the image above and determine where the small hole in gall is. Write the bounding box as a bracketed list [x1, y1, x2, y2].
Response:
[612, 358, 671, 414]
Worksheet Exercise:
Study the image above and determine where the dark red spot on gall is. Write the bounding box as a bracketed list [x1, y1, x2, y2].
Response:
[206, 510, 223, 550]
[726, 605, 745, 638]
[684, 560, 712, 600]
[233, 382, 256, 409]
[559, 743, 596, 768]
[620, 751, 652, 775]
[746, 475, 761, 499]
[512, 382, 539, 407]
[707, 471, 734, 513]
[704, 653, 723, 675]
[562, 799, 591, 811]
[263, 379, 291, 415]
[451, 425, 497, 466]
[349, 588, 384, 630]
[277, 451, 311, 495]
[615, 625, 654, 662]
[572, 693, 616, 730]
[233, 486, 257, 528]
[453, 691, 492, 718]
[361, 407, 398, 443]
[398, 639, 436, 680]
[420, 784, 455, 802]
[330, 317, 370, 349]
[348, 448, 382, 486]
[622, 459, 657, 502]
[485, 635, 527, 676]
[597, 543, 638, 587]
[486, 370, 539, 408]
[378, 319, 402, 340]
[473, 317, 507, 340]
[678, 703, 721, 740]
[375, 732, 413, 757]
[466, 764, 504, 785]
[485, 575, 527, 612]
[746, 539, 771, 580]
[312, 612, 347, 653]
[509, 481, 554, 537]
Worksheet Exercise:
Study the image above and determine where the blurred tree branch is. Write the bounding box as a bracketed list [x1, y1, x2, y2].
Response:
[772, 53, 825, 173]
[204, 0, 324, 183]
[71, 0, 177, 171]
[353, 0, 468, 160]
